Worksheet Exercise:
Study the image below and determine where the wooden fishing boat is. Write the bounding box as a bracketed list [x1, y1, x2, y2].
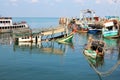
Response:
[77, 27, 88, 33]
[83, 51, 104, 68]
[56, 33, 74, 43]
[76, 22, 89, 33]
[102, 21, 119, 38]
[88, 28, 101, 34]
[83, 37, 105, 59]
[83, 47, 104, 59]
[83, 48, 120, 77]
[83, 49, 97, 58]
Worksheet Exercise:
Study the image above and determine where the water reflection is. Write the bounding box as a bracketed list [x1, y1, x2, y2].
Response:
[0, 33, 13, 45]
[103, 38, 118, 47]
[1, 32, 120, 80]
[13, 40, 74, 55]
[103, 38, 120, 60]
[83, 33, 120, 79]
[0, 33, 74, 55]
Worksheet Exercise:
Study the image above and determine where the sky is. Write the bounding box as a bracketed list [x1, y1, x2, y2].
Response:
[0, 0, 120, 17]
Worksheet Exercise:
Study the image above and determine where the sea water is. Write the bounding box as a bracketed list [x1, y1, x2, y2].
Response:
[0, 17, 120, 80]
[12, 17, 59, 28]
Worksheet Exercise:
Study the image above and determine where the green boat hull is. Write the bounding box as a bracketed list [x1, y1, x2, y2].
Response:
[83, 50, 97, 59]
[102, 30, 119, 38]
[56, 34, 73, 43]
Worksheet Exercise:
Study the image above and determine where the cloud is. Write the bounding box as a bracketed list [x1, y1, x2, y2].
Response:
[96, 0, 101, 4]
[107, 0, 120, 4]
[74, 0, 83, 3]
[31, 0, 39, 3]
[10, 0, 18, 2]
[107, 0, 114, 4]
[9, 0, 18, 6]
[55, 0, 62, 3]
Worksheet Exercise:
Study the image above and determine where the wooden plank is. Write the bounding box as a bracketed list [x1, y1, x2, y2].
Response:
[41, 27, 65, 36]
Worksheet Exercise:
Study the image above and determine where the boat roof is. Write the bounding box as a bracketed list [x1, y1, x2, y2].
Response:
[0, 17, 12, 19]
[104, 21, 114, 27]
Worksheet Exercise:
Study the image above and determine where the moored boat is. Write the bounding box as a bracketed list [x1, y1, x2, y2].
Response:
[88, 28, 101, 34]
[56, 33, 74, 43]
[84, 37, 105, 58]
[102, 21, 119, 38]
[83, 49, 97, 58]
[88, 23, 102, 34]
[76, 22, 89, 33]
[0, 17, 30, 33]
[83, 50, 104, 68]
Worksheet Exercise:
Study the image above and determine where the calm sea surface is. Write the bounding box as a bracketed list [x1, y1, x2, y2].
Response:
[0, 17, 120, 80]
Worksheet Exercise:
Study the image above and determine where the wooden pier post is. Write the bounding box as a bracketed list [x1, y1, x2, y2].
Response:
[38, 34, 42, 42]
[65, 26, 69, 36]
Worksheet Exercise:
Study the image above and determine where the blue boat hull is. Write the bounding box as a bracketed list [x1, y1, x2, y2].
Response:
[88, 29, 100, 34]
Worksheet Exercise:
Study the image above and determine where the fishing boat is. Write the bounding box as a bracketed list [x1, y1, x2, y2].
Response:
[88, 28, 101, 34]
[56, 33, 74, 43]
[76, 22, 89, 33]
[87, 23, 102, 34]
[0, 17, 30, 33]
[83, 37, 105, 59]
[83, 51, 104, 68]
[102, 21, 119, 38]
[83, 45, 105, 59]
[83, 49, 97, 58]
[83, 48, 120, 77]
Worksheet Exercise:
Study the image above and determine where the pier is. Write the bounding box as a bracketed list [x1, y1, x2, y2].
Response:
[13, 25, 69, 43]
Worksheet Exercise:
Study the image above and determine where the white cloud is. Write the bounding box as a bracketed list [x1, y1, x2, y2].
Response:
[96, 0, 101, 4]
[49, 2, 55, 6]
[108, 0, 120, 4]
[55, 0, 62, 3]
[31, 0, 39, 3]
[107, 0, 114, 4]
[10, 0, 18, 6]
[73, 0, 120, 4]
[55, 0, 63, 3]
[10, 0, 18, 2]
[74, 0, 83, 3]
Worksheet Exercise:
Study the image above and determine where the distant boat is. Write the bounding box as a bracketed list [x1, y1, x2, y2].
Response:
[79, 9, 102, 34]
[76, 22, 89, 33]
[0, 17, 30, 33]
[88, 28, 101, 34]
[102, 21, 119, 38]
[88, 23, 102, 34]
